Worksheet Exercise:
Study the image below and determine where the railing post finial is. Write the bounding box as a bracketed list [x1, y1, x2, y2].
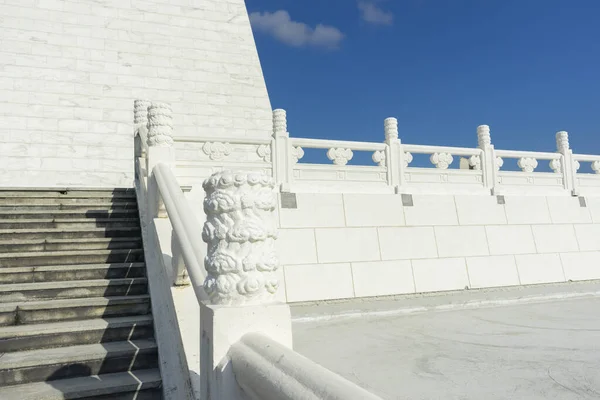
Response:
[273, 109, 287, 136]
[477, 125, 492, 149]
[147, 102, 174, 147]
[384, 117, 399, 143]
[556, 131, 569, 154]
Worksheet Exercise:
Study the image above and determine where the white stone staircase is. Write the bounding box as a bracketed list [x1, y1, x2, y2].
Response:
[0, 189, 162, 399]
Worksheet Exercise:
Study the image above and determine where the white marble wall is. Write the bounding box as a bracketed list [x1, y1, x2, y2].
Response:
[276, 193, 600, 302]
[0, 0, 271, 187]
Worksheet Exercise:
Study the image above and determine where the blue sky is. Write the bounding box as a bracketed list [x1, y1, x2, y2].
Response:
[246, 0, 600, 163]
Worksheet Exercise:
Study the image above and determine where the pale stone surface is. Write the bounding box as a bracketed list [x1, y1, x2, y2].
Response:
[343, 194, 405, 227]
[546, 196, 592, 224]
[434, 226, 489, 257]
[276, 229, 318, 265]
[454, 195, 507, 225]
[573, 224, 600, 251]
[351, 261, 415, 297]
[284, 263, 355, 302]
[531, 224, 579, 254]
[515, 254, 565, 284]
[278, 194, 346, 228]
[0, 0, 272, 187]
[466, 255, 520, 288]
[412, 258, 470, 292]
[559, 252, 600, 281]
[293, 287, 600, 400]
[403, 195, 459, 226]
[378, 227, 438, 260]
[584, 196, 600, 223]
[314, 228, 380, 263]
[504, 196, 552, 224]
[485, 225, 537, 255]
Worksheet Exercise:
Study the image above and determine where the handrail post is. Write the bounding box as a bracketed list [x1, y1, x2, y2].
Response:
[134, 99, 151, 159]
[147, 102, 175, 218]
[477, 125, 499, 195]
[384, 117, 402, 193]
[556, 131, 579, 195]
[199, 170, 293, 400]
[272, 109, 293, 192]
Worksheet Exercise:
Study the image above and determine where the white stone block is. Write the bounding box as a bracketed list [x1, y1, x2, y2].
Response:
[573, 224, 600, 251]
[378, 227, 438, 260]
[314, 228, 380, 263]
[412, 258, 470, 292]
[560, 252, 600, 281]
[454, 195, 507, 225]
[546, 196, 592, 224]
[434, 226, 489, 257]
[515, 254, 565, 285]
[279, 194, 346, 228]
[504, 196, 552, 224]
[466, 255, 520, 289]
[585, 196, 600, 223]
[284, 263, 355, 302]
[404, 194, 459, 226]
[342, 194, 405, 227]
[351, 261, 415, 298]
[276, 229, 318, 266]
[485, 225, 537, 255]
[531, 224, 579, 253]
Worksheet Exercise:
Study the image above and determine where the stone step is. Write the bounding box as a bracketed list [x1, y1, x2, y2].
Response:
[0, 278, 148, 303]
[0, 218, 139, 230]
[0, 237, 143, 253]
[0, 227, 142, 240]
[0, 369, 161, 400]
[0, 339, 158, 386]
[0, 315, 154, 352]
[0, 197, 138, 206]
[0, 189, 135, 199]
[0, 249, 144, 267]
[0, 263, 146, 284]
[0, 295, 151, 327]
[0, 209, 139, 220]
[0, 203, 138, 212]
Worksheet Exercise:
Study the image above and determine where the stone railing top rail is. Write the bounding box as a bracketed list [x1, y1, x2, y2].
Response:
[495, 149, 562, 160]
[403, 143, 482, 157]
[290, 137, 387, 151]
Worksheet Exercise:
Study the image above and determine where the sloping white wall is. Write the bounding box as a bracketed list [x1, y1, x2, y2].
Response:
[0, 0, 271, 188]
[276, 193, 600, 302]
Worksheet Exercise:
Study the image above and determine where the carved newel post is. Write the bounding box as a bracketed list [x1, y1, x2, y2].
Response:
[476, 125, 500, 195]
[200, 169, 293, 400]
[272, 109, 295, 192]
[133, 99, 151, 158]
[202, 171, 280, 305]
[555, 131, 578, 195]
[383, 117, 404, 192]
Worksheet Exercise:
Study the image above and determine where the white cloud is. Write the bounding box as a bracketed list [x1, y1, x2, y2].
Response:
[357, 1, 394, 26]
[249, 10, 344, 49]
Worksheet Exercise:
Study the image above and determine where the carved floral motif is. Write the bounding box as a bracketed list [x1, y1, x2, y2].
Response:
[257, 144, 272, 162]
[574, 160, 581, 172]
[291, 146, 304, 163]
[518, 157, 538, 173]
[430, 152, 453, 169]
[592, 161, 600, 174]
[496, 157, 504, 171]
[203, 142, 232, 161]
[469, 155, 482, 170]
[404, 152, 413, 168]
[202, 171, 279, 305]
[549, 159, 562, 173]
[372, 150, 386, 167]
[327, 148, 353, 166]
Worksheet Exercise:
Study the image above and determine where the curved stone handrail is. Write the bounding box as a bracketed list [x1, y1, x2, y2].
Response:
[229, 333, 384, 400]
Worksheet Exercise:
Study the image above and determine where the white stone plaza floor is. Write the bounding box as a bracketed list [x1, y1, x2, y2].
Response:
[292, 282, 600, 400]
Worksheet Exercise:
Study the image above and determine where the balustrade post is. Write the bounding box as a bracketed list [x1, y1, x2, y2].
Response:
[556, 131, 579, 195]
[272, 109, 294, 192]
[133, 99, 151, 159]
[384, 117, 403, 192]
[477, 125, 499, 195]
[199, 170, 292, 400]
[147, 102, 175, 218]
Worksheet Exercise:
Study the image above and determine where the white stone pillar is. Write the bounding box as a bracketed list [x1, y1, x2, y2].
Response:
[556, 131, 578, 195]
[200, 170, 292, 400]
[477, 125, 500, 195]
[272, 109, 294, 192]
[384, 117, 403, 192]
[147, 102, 175, 218]
[133, 99, 151, 158]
